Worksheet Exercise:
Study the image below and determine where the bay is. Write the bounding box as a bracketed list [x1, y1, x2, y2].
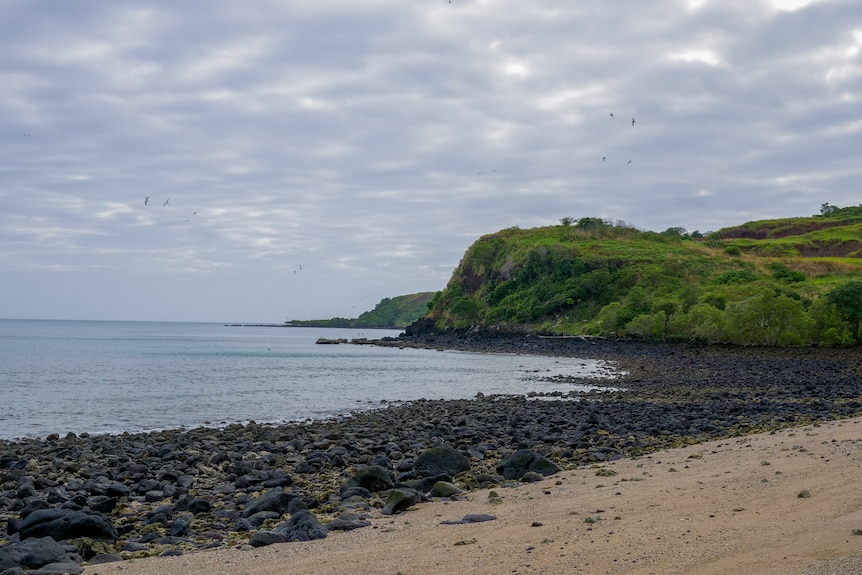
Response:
[0, 319, 619, 440]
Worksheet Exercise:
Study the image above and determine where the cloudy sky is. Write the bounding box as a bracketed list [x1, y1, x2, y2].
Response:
[1, 0, 860, 323]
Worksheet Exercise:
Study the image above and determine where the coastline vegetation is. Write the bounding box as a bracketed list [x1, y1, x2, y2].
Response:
[418, 203, 862, 346]
[286, 292, 435, 329]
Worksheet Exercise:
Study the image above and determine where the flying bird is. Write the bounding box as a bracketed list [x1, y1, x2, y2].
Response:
[603, 156, 606, 162]
[627, 160, 632, 164]
[632, 117, 636, 126]
[163, 199, 170, 207]
[144, 196, 149, 206]
[609, 113, 614, 118]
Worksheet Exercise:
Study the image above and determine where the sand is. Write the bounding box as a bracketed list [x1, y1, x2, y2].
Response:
[86, 417, 862, 575]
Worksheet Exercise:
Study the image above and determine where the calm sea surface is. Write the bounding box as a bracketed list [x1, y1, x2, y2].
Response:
[0, 319, 619, 440]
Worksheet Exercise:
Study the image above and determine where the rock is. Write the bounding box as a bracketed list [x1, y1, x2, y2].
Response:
[440, 513, 497, 525]
[187, 498, 212, 514]
[0, 537, 67, 571]
[19, 510, 118, 543]
[413, 446, 471, 478]
[169, 518, 191, 537]
[381, 487, 422, 515]
[520, 471, 545, 483]
[242, 488, 295, 518]
[87, 496, 117, 514]
[341, 465, 393, 493]
[272, 510, 328, 542]
[87, 553, 123, 564]
[428, 481, 464, 498]
[245, 511, 280, 528]
[247, 531, 289, 548]
[495, 449, 561, 480]
[326, 519, 372, 531]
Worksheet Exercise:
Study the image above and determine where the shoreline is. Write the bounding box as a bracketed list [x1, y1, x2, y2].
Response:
[2, 336, 862, 572]
[87, 415, 862, 575]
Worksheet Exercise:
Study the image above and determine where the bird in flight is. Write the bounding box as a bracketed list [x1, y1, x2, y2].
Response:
[627, 160, 632, 164]
[631, 117, 636, 126]
[603, 156, 607, 162]
[163, 199, 170, 207]
[609, 113, 614, 118]
[144, 196, 149, 206]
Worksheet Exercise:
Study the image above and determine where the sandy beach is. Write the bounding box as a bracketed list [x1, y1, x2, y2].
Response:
[86, 416, 862, 575]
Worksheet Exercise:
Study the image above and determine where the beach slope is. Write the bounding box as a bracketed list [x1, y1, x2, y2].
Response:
[88, 417, 862, 575]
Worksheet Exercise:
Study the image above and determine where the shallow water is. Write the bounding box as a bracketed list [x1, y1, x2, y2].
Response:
[0, 319, 620, 439]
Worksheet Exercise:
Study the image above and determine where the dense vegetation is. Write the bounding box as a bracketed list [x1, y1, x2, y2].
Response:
[287, 292, 435, 329]
[418, 204, 862, 346]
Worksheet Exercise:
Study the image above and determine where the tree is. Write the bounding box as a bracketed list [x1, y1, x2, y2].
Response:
[826, 281, 862, 340]
[725, 290, 814, 346]
[682, 303, 727, 343]
[594, 302, 623, 336]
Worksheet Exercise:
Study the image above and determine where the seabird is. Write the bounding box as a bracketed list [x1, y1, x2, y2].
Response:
[163, 199, 170, 207]
[144, 196, 149, 205]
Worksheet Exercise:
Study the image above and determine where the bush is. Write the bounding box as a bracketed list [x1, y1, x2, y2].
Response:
[714, 270, 758, 284]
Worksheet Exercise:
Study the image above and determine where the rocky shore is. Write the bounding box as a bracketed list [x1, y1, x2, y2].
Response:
[2, 333, 862, 573]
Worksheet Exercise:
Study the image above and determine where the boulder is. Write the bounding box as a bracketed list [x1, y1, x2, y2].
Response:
[0, 537, 67, 571]
[429, 481, 464, 498]
[413, 446, 470, 478]
[272, 510, 328, 542]
[248, 531, 289, 548]
[495, 449, 561, 480]
[242, 488, 295, 518]
[381, 487, 422, 515]
[340, 465, 393, 493]
[19, 509, 118, 542]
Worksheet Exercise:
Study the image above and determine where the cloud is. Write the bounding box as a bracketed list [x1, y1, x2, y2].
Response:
[0, 0, 860, 321]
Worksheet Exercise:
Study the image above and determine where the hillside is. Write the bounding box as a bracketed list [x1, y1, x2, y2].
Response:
[287, 292, 435, 329]
[412, 204, 862, 346]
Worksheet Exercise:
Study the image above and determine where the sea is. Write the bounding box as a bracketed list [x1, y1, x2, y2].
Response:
[0, 319, 620, 441]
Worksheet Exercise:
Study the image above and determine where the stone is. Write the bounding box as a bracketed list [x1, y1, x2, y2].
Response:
[429, 481, 464, 498]
[19, 510, 118, 543]
[413, 446, 471, 478]
[242, 488, 295, 518]
[495, 449, 561, 480]
[248, 531, 289, 548]
[187, 498, 212, 514]
[87, 496, 118, 514]
[341, 465, 393, 493]
[381, 487, 422, 515]
[0, 537, 67, 571]
[272, 510, 327, 542]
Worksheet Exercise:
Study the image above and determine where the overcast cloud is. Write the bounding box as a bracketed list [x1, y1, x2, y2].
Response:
[1, 0, 860, 322]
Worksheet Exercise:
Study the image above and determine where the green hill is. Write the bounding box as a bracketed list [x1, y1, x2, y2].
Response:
[412, 203, 862, 346]
[288, 292, 435, 329]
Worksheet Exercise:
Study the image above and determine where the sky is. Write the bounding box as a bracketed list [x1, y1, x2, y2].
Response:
[1, 0, 860, 323]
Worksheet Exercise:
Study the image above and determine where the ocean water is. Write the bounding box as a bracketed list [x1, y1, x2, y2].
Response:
[0, 319, 620, 440]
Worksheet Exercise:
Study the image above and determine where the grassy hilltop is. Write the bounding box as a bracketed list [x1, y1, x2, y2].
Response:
[415, 203, 862, 346]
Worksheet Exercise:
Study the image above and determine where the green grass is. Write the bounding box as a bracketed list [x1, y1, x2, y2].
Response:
[422, 208, 862, 346]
